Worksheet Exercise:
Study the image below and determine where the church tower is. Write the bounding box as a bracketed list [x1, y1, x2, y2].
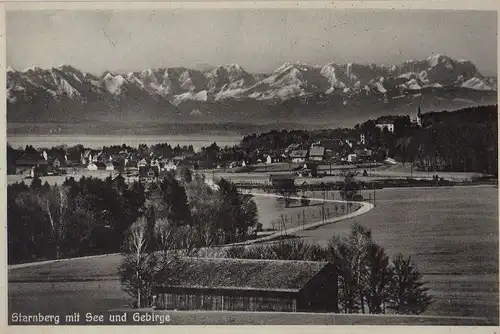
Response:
[415, 106, 422, 127]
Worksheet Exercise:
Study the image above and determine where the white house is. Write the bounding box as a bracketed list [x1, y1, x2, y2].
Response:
[289, 150, 308, 163]
[266, 155, 272, 164]
[105, 162, 115, 171]
[164, 161, 177, 172]
[359, 134, 366, 145]
[308, 145, 325, 162]
[87, 162, 98, 171]
[137, 158, 148, 168]
[375, 123, 395, 133]
[347, 154, 357, 163]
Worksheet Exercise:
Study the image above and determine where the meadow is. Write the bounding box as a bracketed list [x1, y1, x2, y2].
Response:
[295, 185, 499, 320]
[8, 185, 498, 323]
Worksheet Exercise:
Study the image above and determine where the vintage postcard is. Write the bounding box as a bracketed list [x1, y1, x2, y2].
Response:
[3, 0, 499, 329]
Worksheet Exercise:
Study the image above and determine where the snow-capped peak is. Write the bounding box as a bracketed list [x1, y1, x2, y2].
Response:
[22, 66, 42, 73]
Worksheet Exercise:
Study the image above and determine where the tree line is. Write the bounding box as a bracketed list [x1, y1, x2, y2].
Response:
[7, 173, 260, 264]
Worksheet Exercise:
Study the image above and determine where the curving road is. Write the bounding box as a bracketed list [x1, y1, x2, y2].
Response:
[227, 192, 374, 246]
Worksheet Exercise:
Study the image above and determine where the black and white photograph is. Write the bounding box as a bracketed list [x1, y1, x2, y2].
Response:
[5, 2, 499, 326]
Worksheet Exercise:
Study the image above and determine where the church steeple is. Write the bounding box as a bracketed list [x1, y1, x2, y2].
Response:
[416, 106, 422, 127]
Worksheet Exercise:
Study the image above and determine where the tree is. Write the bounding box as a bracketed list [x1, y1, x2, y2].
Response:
[301, 195, 310, 206]
[362, 243, 391, 314]
[119, 216, 160, 308]
[326, 235, 359, 313]
[340, 172, 361, 201]
[154, 218, 177, 256]
[387, 253, 432, 315]
[159, 174, 191, 226]
[326, 223, 375, 313]
[39, 184, 70, 259]
[272, 177, 298, 208]
[217, 178, 260, 243]
[179, 166, 193, 183]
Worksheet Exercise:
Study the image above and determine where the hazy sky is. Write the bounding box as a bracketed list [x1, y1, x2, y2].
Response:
[7, 9, 498, 75]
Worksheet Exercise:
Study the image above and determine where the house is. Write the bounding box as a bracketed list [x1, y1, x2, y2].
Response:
[137, 158, 149, 169]
[285, 143, 301, 153]
[269, 173, 296, 189]
[359, 134, 366, 145]
[375, 117, 396, 133]
[343, 136, 358, 148]
[266, 155, 272, 164]
[172, 155, 186, 163]
[111, 174, 127, 191]
[354, 149, 373, 160]
[81, 149, 96, 165]
[347, 154, 357, 163]
[164, 160, 177, 172]
[105, 161, 115, 171]
[139, 166, 159, 183]
[308, 145, 326, 162]
[375, 122, 395, 133]
[289, 150, 308, 163]
[16, 152, 49, 175]
[152, 257, 338, 313]
[87, 161, 98, 171]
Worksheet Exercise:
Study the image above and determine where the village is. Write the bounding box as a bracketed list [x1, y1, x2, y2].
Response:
[9, 111, 427, 187]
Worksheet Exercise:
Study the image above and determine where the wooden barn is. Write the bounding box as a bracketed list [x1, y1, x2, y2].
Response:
[152, 257, 338, 313]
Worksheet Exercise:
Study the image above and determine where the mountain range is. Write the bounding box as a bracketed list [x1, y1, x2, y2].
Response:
[7, 54, 497, 127]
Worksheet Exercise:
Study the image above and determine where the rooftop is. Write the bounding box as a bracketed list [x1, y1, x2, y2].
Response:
[289, 150, 308, 158]
[156, 257, 330, 293]
[309, 146, 325, 157]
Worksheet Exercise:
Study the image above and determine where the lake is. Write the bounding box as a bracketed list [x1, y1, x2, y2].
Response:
[7, 134, 241, 151]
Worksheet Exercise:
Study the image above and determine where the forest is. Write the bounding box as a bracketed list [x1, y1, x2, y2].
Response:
[7, 173, 260, 264]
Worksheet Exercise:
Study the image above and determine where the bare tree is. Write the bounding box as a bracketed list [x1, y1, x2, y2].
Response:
[119, 216, 160, 308]
[154, 218, 177, 257]
[39, 184, 69, 259]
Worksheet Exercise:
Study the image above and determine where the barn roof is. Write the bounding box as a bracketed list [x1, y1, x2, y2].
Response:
[156, 257, 330, 293]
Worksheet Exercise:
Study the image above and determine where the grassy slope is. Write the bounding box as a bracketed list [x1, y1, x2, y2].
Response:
[8, 186, 498, 324]
[295, 186, 499, 321]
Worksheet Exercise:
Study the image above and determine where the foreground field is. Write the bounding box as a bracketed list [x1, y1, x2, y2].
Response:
[8, 185, 498, 324]
[295, 185, 499, 321]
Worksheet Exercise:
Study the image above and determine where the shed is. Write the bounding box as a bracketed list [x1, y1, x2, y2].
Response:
[153, 257, 338, 313]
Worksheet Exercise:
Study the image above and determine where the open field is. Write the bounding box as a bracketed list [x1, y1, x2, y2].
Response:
[294, 185, 499, 321]
[8, 185, 498, 324]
